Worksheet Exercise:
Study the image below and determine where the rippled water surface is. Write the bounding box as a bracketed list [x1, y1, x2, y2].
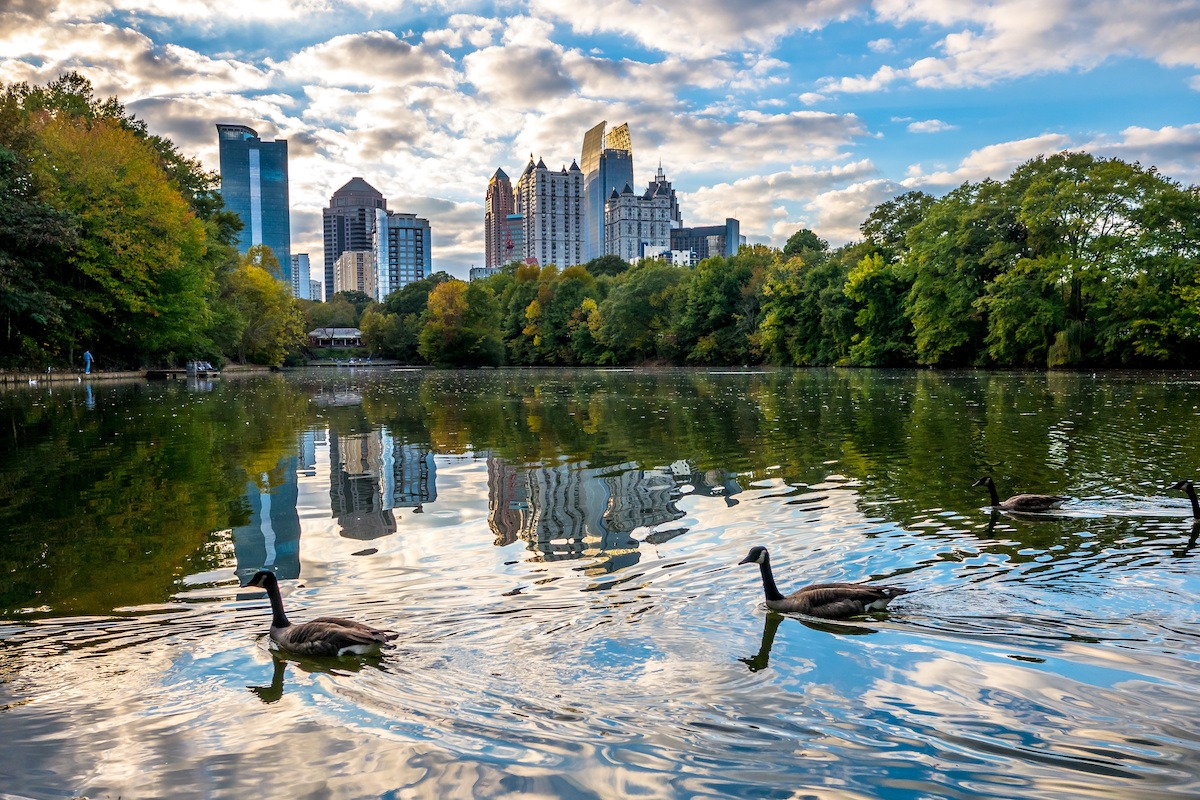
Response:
[3, 368, 1200, 799]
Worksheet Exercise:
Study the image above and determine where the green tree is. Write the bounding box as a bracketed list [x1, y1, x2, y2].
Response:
[585, 253, 629, 277]
[904, 180, 1024, 365]
[418, 280, 503, 366]
[758, 250, 852, 366]
[598, 260, 684, 363]
[674, 253, 760, 364]
[844, 251, 914, 366]
[783, 228, 829, 259]
[222, 251, 305, 365]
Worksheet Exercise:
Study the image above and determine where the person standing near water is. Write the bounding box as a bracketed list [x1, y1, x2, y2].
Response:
[83, 350, 93, 374]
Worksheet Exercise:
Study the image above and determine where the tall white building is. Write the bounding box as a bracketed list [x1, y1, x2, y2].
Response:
[603, 166, 679, 263]
[515, 157, 584, 268]
[373, 210, 432, 301]
[290, 253, 311, 299]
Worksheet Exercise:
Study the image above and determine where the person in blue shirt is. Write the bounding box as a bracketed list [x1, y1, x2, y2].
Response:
[83, 350, 93, 374]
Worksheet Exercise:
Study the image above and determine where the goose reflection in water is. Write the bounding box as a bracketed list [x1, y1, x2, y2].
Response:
[248, 652, 379, 705]
[740, 612, 878, 673]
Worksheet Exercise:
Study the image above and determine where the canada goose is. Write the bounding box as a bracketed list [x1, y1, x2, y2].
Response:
[737, 546, 910, 618]
[1169, 479, 1200, 518]
[972, 475, 1066, 513]
[241, 570, 398, 656]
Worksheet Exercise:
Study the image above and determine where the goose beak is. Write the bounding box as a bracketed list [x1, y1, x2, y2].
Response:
[737, 555, 754, 565]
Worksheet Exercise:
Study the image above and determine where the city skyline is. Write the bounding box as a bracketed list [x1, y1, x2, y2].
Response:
[2, 1, 1198, 281]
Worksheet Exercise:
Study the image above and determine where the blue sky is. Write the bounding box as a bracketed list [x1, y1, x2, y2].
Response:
[2, 0, 1198, 282]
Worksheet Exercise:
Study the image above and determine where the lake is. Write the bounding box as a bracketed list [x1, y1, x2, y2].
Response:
[2, 368, 1200, 799]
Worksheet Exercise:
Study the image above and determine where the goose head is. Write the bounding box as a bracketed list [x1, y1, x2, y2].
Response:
[738, 546, 769, 566]
[1169, 479, 1194, 493]
[971, 476, 993, 488]
[242, 569, 276, 589]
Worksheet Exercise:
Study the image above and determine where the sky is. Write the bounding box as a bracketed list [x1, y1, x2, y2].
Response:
[2, 0, 1199, 282]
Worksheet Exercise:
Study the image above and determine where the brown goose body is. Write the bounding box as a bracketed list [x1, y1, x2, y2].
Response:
[973, 476, 1066, 513]
[243, 570, 398, 657]
[738, 546, 909, 618]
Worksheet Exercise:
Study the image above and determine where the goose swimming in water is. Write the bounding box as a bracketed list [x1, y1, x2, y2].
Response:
[738, 546, 910, 618]
[242, 570, 398, 657]
[1169, 479, 1200, 518]
[972, 475, 1066, 513]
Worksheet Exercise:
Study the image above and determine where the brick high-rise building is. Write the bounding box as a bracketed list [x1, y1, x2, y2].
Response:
[323, 178, 387, 301]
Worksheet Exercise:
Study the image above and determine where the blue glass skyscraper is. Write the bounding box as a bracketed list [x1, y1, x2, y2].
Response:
[216, 124, 292, 286]
[581, 121, 634, 262]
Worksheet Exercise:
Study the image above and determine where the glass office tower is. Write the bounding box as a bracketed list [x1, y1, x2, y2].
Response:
[373, 210, 432, 301]
[216, 124, 292, 286]
[580, 121, 634, 262]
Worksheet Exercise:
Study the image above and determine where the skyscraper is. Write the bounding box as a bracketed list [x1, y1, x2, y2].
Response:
[603, 166, 677, 263]
[580, 121, 634, 262]
[372, 210, 432, 300]
[290, 253, 311, 300]
[515, 157, 584, 268]
[334, 250, 374, 297]
[323, 178, 387, 301]
[216, 123, 292, 285]
[484, 168, 515, 269]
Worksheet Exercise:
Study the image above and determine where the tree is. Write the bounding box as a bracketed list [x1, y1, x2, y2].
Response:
[333, 290, 376, 321]
[597, 261, 684, 363]
[860, 191, 935, 262]
[844, 252, 914, 366]
[417, 280, 503, 366]
[674, 254, 759, 364]
[904, 180, 1023, 365]
[585, 254, 629, 278]
[758, 250, 853, 366]
[29, 112, 214, 365]
[783, 228, 829, 259]
[222, 254, 305, 365]
[360, 273, 453, 361]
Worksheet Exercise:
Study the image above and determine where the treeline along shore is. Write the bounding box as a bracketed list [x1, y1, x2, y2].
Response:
[5, 74, 1199, 371]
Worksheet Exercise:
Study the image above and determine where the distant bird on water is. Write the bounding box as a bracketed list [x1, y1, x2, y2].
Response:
[1169, 479, 1200, 518]
[737, 546, 910, 619]
[972, 475, 1067, 513]
[241, 570, 398, 657]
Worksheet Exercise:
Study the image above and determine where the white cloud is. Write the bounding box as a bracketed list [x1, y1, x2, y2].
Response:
[907, 119, 957, 133]
[530, 0, 869, 57]
[820, 64, 900, 93]
[421, 15, 503, 49]
[826, 0, 1200, 92]
[799, 92, 828, 105]
[805, 177, 905, 244]
[0, 18, 270, 97]
[687, 160, 879, 245]
[868, 37, 895, 52]
[269, 31, 455, 89]
[1084, 123, 1200, 185]
[904, 133, 1073, 188]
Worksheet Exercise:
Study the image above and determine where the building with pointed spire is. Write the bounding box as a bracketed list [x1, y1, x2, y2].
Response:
[603, 164, 679, 263]
[323, 177, 387, 301]
[580, 121, 634, 262]
[484, 168, 516, 269]
[514, 156, 584, 268]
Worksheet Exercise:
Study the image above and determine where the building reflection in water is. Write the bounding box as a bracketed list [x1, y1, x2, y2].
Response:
[233, 458, 302, 582]
[329, 428, 437, 540]
[486, 457, 741, 573]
